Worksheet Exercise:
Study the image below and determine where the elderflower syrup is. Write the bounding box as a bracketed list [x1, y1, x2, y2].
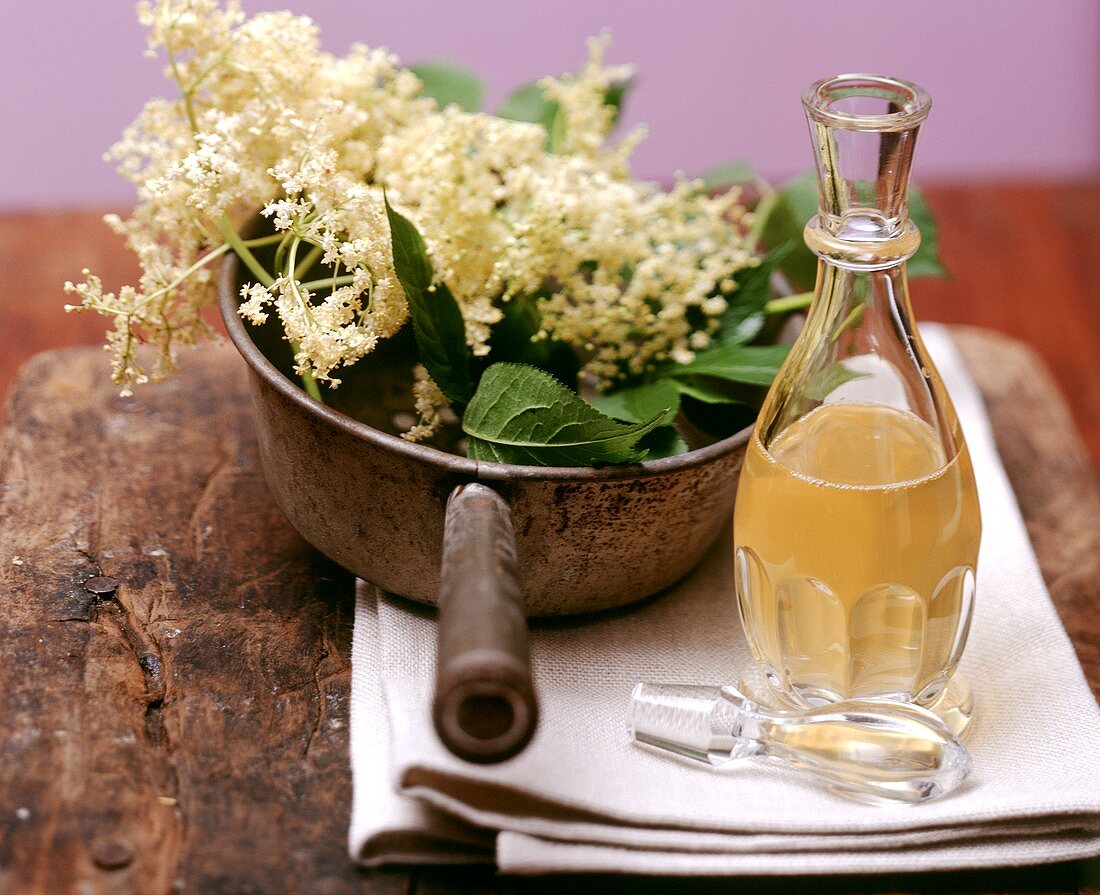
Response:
[733, 75, 981, 736]
[734, 403, 980, 705]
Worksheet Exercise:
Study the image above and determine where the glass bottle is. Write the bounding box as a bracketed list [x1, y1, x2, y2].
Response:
[733, 74, 981, 736]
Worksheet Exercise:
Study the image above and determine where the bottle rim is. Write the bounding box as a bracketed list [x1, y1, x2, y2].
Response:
[803, 74, 932, 132]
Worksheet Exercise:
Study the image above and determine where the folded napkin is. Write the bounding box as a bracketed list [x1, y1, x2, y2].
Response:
[349, 324, 1100, 875]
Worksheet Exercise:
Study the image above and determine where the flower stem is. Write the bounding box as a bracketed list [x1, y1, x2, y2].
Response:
[294, 243, 325, 279]
[293, 349, 324, 401]
[764, 291, 813, 315]
[164, 19, 200, 138]
[298, 274, 356, 291]
[148, 243, 230, 305]
[218, 215, 325, 403]
[273, 230, 294, 278]
[242, 233, 284, 248]
[217, 215, 274, 287]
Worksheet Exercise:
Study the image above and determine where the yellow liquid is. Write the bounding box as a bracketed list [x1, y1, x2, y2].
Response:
[733, 403, 981, 705]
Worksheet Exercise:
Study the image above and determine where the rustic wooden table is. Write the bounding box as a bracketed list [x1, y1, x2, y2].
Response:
[0, 187, 1098, 894]
[1, 331, 1098, 894]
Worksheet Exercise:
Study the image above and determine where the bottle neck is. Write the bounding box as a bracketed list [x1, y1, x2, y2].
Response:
[761, 258, 951, 457]
[802, 74, 930, 274]
[754, 75, 958, 460]
[804, 263, 917, 342]
[804, 215, 920, 273]
[809, 118, 921, 238]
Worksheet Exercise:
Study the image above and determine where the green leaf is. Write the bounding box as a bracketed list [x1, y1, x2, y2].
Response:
[761, 170, 948, 290]
[384, 197, 432, 291]
[760, 172, 820, 291]
[802, 362, 870, 401]
[384, 195, 472, 405]
[672, 376, 746, 405]
[716, 242, 795, 346]
[637, 426, 690, 459]
[698, 160, 758, 193]
[463, 363, 664, 466]
[493, 294, 542, 346]
[671, 343, 790, 386]
[463, 438, 513, 464]
[495, 82, 563, 152]
[411, 60, 486, 112]
[496, 83, 557, 127]
[603, 79, 633, 126]
[546, 104, 568, 153]
[590, 379, 680, 426]
[487, 294, 581, 389]
[716, 274, 766, 346]
[907, 189, 948, 278]
[495, 79, 632, 152]
[540, 340, 583, 392]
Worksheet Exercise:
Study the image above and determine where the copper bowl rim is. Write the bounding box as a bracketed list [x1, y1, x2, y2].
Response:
[218, 253, 754, 482]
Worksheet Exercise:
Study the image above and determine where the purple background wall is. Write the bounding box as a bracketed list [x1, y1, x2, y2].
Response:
[5, 0, 1098, 208]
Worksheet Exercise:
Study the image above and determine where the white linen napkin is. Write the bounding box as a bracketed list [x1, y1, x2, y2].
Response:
[349, 324, 1100, 874]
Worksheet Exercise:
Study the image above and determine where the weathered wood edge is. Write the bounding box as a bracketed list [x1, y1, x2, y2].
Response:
[0, 346, 409, 894]
[950, 326, 1100, 699]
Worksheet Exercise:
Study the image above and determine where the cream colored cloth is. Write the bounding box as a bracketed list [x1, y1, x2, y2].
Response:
[349, 325, 1100, 874]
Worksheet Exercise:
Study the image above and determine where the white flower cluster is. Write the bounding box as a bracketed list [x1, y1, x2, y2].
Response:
[67, 0, 757, 424]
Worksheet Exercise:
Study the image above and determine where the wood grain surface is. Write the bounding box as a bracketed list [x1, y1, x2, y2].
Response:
[0, 327, 1097, 894]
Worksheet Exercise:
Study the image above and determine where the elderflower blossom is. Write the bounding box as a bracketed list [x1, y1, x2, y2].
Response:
[405, 365, 449, 443]
[67, 0, 758, 440]
[538, 31, 645, 171]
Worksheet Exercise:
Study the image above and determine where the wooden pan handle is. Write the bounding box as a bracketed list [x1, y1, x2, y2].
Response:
[433, 483, 538, 763]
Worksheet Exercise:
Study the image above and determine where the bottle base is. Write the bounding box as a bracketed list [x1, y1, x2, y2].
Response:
[738, 665, 975, 739]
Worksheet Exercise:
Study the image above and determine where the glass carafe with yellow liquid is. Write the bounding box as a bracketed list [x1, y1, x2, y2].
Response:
[734, 75, 981, 736]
